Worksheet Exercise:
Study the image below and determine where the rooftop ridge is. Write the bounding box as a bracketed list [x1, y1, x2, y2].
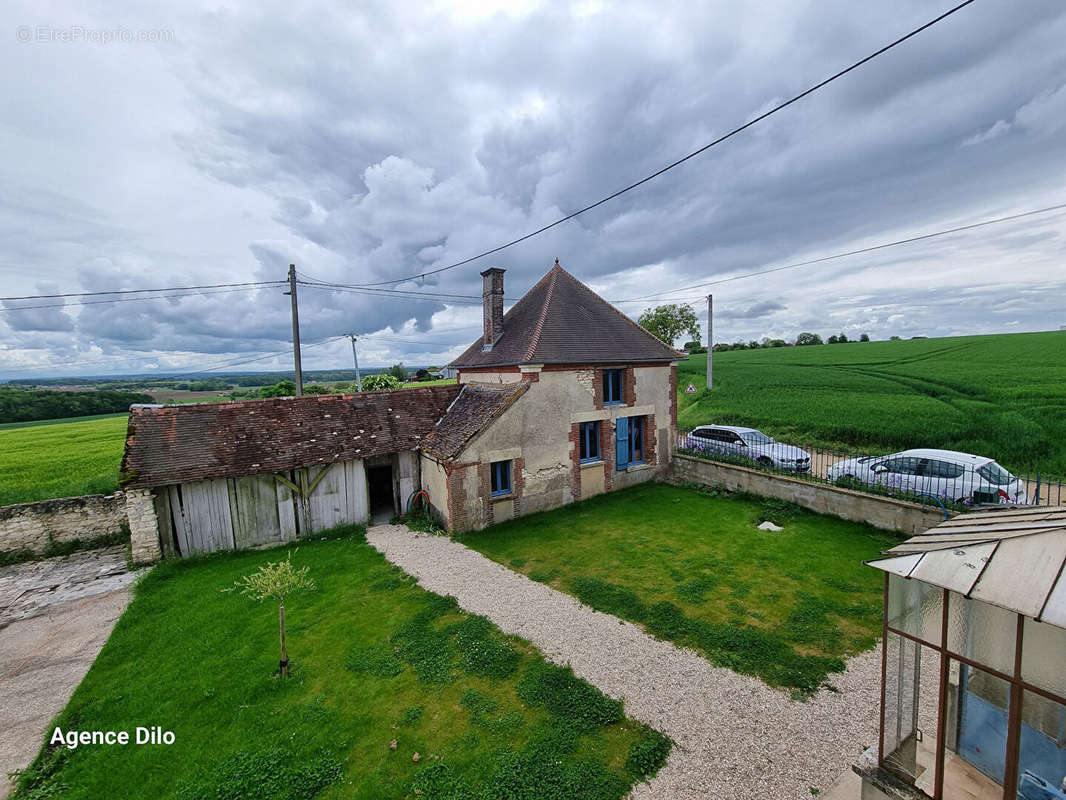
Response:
[524, 265, 560, 361]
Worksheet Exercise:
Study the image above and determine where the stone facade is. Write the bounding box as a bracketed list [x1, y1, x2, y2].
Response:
[424, 361, 677, 532]
[0, 493, 127, 557]
[124, 488, 162, 565]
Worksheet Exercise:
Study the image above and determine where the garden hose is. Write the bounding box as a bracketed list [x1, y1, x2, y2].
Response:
[406, 489, 430, 516]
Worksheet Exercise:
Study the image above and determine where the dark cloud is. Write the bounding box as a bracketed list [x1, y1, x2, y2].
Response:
[1, 0, 1065, 377]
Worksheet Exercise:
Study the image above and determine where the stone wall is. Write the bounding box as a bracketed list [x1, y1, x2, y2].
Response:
[668, 454, 950, 535]
[0, 493, 128, 556]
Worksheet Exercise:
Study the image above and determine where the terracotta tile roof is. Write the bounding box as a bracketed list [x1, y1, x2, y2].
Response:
[120, 385, 460, 489]
[449, 261, 684, 368]
[421, 382, 530, 461]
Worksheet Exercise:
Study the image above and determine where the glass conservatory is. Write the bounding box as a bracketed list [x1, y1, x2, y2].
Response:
[857, 507, 1066, 800]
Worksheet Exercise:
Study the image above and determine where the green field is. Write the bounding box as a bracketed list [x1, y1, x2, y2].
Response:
[14, 529, 667, 799]
[0, 414, 128, 505]
[678, 330, 1066, 475]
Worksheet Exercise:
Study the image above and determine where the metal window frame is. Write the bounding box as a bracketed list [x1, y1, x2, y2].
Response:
[490, 460, 512, 497]
[878, 583, 1066, 800]
[580, 420, 601, 463]
[603, 369, 623, 405]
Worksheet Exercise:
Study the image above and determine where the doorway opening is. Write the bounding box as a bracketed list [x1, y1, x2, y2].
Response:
[367, 464, 395, 524]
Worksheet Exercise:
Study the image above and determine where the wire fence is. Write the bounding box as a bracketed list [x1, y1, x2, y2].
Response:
[676, 427, 1066, 511]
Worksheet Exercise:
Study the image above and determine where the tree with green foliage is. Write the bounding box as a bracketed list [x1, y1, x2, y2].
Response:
[795, 332, 823, 346]
[386, 363, 408, 381]
[259, 381, 297, 398]
[362, 373, 402, 391]
[859, 333, 871, 342]
[227, 551, 315, 677]
[637, 304, 700, 347]
[303, 384, 332, 395]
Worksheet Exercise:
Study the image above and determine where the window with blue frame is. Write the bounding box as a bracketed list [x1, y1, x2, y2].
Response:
[615, 416, 645, 470]
[490, 460, 512, 496]
[579, 421, 601, 462]
[602, 369, 623, 405]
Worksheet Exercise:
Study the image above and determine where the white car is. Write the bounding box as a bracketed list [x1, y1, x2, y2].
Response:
[681, 425, 812, 472]
[827, 448, 1028, 505]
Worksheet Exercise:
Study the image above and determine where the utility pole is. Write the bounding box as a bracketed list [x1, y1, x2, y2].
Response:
[285, 264, 303, 396]
[346, 334, 362, 392]
[706, 293, 713, 390]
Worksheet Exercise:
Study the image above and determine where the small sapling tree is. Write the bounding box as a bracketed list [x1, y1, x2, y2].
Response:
[228, 551, 315, 677]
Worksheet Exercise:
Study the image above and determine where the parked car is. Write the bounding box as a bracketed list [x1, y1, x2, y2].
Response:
[681, 425, 812, 472]
[826, 448, 1028, 505]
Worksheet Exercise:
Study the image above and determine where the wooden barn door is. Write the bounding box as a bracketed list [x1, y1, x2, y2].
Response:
[168, 479, 236, 555]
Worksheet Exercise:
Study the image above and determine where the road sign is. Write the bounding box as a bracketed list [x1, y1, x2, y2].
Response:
[685, 382, 697, 394]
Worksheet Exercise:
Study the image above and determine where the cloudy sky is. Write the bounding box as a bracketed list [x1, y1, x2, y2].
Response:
[2, 0, 1065, 379]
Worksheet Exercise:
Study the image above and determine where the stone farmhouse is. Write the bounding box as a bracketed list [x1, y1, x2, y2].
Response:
[120, 260, 682, 563]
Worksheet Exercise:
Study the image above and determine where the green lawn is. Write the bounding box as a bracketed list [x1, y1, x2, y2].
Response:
[14, 528, 667, 800]
[677, 330, 1066, 475]
[0, 414, 128, 505]
[461, 483, 899, 695]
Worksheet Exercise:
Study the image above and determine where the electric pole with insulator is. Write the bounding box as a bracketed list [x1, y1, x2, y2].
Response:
[706, 293, 713, 390]
[285, 264, 303, 396]
[346, 334, 362, 392]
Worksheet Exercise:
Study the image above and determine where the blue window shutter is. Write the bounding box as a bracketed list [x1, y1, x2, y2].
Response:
[615, 417, 629, 470]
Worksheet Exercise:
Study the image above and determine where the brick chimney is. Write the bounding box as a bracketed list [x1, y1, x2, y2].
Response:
[481, 267, 505, 349]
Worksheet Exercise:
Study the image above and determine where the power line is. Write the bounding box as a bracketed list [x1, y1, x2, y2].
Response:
[611, 201, 1066, 303]
[296, 276, 521, 304]
[0, 280, 284, 302]
[0, 285, 281, 313]
[342, 0, 975, 289]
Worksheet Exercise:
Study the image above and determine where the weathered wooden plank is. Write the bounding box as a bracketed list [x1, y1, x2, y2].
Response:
[168, 485, 191, 556]
[180, 479, 234, 554]
[344, 459, 368, 524]
[307, 463, 346, 533]
[396, 451, 418, 515]
[227, 479, 243, 547]
[232, 474, 284, 548]
[152, 488, 176, 559]
[275, 473, 298, 541]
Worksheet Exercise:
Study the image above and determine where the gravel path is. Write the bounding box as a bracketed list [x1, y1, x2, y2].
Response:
[367, 524, 881, 800]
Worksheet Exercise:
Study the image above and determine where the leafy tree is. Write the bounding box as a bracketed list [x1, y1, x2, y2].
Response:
[227, 551, 315, 677]
[859, 333, 871, 342]
[259, 381, 297, 398]
[303, 384, 331, 395]
[767, 338, 787, 347]
[386, 363, 408, 381]
[362, 373, 402, 391]
[827, 335, 839, 344]
[748, 340, 760, 350]
[795, 332, 823, 346]
[890, 335, 902, 341]
[637, 304, 700, 346]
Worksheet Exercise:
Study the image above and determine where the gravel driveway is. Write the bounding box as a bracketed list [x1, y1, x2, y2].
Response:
[367, 524, 880, 800]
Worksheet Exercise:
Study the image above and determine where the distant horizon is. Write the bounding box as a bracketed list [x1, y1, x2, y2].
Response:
[3, 327, 1062, 383]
